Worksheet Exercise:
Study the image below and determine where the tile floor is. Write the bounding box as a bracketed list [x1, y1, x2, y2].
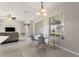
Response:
[0, 39, 78, 57]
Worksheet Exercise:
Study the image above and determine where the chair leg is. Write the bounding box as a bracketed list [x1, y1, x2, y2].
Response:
[36, 44, 46, 55]
[31, 41, 33, 46]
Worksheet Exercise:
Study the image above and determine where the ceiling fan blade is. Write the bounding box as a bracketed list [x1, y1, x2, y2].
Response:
[6, 14, 11, 17]
[11, 14, 16, 20]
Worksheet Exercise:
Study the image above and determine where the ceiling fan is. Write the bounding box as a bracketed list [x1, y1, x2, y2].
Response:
[6, 14, 16, 20]
[0, 14, 16, 20]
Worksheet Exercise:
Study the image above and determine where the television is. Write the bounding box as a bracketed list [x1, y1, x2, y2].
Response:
[5, 27, 15, 32]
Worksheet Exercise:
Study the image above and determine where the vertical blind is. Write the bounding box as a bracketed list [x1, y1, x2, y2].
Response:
[35, 21, 43, 35]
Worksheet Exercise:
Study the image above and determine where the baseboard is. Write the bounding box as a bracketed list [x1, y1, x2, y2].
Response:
[56, 45, 79, 56]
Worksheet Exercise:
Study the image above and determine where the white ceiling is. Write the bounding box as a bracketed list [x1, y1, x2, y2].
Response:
[0, 2, 63, 22]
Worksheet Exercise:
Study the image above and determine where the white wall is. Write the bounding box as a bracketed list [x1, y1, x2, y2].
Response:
[59, 3, 79, 53]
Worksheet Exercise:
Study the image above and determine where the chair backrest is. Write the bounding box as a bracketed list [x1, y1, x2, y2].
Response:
[38, 34, 45, 46]
[30, 35, 35, 41]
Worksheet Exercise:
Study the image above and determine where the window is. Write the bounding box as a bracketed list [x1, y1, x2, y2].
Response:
[49, 12, 64, 39]
[35, 21, 43, 35]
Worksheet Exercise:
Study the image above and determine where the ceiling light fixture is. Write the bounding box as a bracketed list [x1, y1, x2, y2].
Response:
[7, 14, 16, 20]
[36, 2, 47, 16]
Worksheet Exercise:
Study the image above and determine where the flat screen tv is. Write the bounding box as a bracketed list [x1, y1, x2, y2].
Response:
[5, 27, 15, 32]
